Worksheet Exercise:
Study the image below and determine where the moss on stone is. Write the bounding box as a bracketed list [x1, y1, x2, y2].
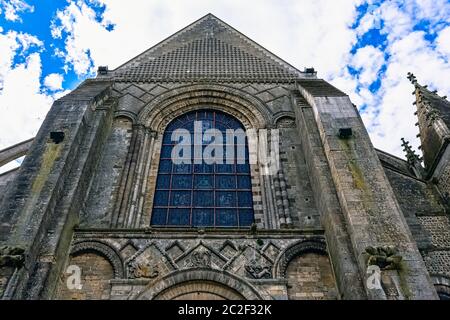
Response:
[32, 141, 63, 194]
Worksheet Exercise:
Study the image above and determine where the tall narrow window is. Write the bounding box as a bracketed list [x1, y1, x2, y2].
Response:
[151, 109, 254, 228]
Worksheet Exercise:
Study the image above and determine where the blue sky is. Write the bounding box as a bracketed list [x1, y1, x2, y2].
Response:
[1, 0, 450, 173]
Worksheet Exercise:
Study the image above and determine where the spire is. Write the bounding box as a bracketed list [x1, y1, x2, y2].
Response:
[407, 72, 417, 85]
[401, 138, 425, 179]
[401, 138, 421, 164]
[408, 72, 450, 174]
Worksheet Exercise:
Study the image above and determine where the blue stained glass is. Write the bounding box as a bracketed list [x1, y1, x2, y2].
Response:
[194, 175, 213, 189]
[161, 145, 173, 158]
[159, 160, 172, 173]
[239, 209, 254, 226]
[237, 176, 252, 189]
[168, 209, 190, 225]
[216, 209, 238, 226]
[193, 209, 214, 226]
[238, 191, 253, 207]
[236, 163, 250, 173]
[173, 163, 191, 173]
[216, 175, 236, 189]
[152, 110, 254, 228]
[216, 164, 234, 173]
[171, 191, 191, 206]
[215, 122, 227, 132]
[201, 120, 213, 131]
[194, 163, 214, 173]
[163, 132, 174, 144]
[156, 175, 170, 188]
[193, 191, 214, 206]
[151, 208, 167, 225]
[216, 192, 236, 207]
[154, 191, 169, 206]
[172, 175, 192, 189]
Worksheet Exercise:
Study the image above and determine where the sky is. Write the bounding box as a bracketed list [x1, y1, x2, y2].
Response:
[0, 0, 449, 173]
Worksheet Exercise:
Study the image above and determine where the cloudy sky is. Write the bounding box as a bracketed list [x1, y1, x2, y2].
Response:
[0, 0, 449, 173]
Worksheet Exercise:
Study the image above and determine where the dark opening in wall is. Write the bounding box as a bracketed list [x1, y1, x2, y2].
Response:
[50, 131, 65, 144]
[338, 128, 352, 139]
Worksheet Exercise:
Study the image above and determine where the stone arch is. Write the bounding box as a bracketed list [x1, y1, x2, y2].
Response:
[431, 274, 450, 300]
[113, 111, 137, 124]
[273, 112, 296, 128]
[139, 85, 268, 228]
[134, 268, 266, 300]
[274, 239, 338, 300]
[274, 239, 328, 278]
[137, 84, 271, 132]
[70, 240, 124, 278]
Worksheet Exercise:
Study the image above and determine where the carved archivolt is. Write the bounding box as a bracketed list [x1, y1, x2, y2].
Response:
[274, 238, 328, 278]
[70, 240, 124, 278]
[137, 84, 271, 132]
[134, 268, 267, 300]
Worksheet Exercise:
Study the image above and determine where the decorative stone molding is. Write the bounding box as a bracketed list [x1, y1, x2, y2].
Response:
[274, 238, 328, 278]
[128, 260, 160, 279]
[245, 259, 272, 279]
[137, 84, 271, 132]
[134, 268, 267, 300]
[183, 249, 212, 268]
[71, 240, 124, 278]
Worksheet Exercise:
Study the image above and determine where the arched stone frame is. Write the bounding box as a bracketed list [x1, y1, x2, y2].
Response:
[134, 268, 268, 300]
[273, 112, 296, 129]
[70, 240, 125, 279]
[113, 110, 138, 124]
[273, 238, 328, 278]
[138, 84, 271, 131]
[136, 84, 278, 229]
[430, 274, 450, 299]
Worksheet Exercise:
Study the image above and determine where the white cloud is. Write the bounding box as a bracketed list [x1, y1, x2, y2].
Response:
[44, 73, 64, 91]
[0, 30, 54, 166]
[354, 0, 450, 157]
[351, 45, 385, 85]
[0, 0, 34, 22]
[436, 25, 450, 57]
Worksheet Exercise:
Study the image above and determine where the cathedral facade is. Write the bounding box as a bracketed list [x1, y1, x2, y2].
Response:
[0, 14, 449, 300]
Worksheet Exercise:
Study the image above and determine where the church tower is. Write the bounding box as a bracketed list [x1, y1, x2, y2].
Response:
[0, 14, 448, 300]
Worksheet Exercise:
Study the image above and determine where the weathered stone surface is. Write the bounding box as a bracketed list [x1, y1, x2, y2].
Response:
[1, 14, 449, 301]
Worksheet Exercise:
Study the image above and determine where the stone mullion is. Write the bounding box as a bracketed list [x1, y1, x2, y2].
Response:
[126, 126, 148, 227]
[259, 129, 278, 229]
[141, 136, 163, 226]
[114, 125, 141, 228]
[123, 125, 146, 228]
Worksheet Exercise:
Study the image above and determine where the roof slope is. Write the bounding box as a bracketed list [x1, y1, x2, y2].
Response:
[108, 14, 310, 82]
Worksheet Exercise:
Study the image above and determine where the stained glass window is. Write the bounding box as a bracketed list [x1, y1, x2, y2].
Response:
[151, 110, 254, 228]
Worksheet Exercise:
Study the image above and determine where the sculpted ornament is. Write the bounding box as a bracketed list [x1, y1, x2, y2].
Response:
[128, 260, 159, 279]
[363, 246, 403, 270]
[184, 250, 212, 268]
[245, 259, 272, 279]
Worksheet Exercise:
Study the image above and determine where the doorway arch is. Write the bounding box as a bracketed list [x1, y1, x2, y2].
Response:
[135, 268, 265, 300]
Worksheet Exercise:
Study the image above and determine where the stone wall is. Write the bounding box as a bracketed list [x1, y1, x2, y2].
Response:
[56, 252, 114, 300]
[286, 253, 337, 300]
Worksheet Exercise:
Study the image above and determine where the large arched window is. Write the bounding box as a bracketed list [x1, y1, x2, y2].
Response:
[151, 109, 254, 228]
